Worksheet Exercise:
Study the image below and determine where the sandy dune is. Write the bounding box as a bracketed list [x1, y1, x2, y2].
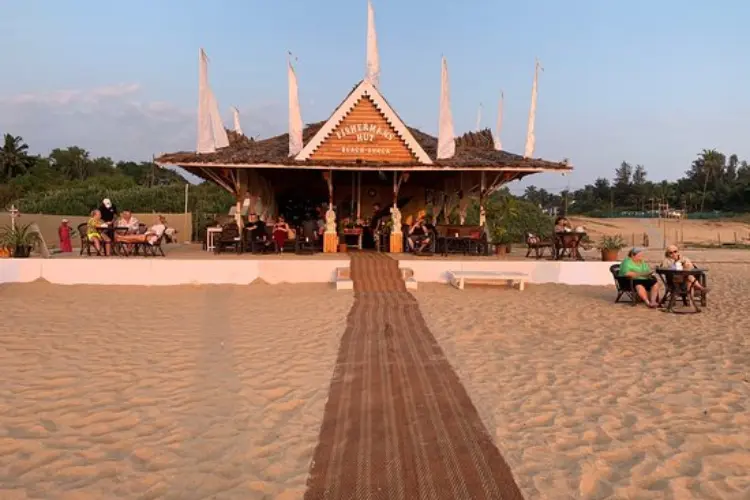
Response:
[416, 264, 750, 499]
[0, 283, 352, 500]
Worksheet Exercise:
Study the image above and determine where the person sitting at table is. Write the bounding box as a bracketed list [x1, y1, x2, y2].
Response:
[272, 215, 292, 252]
[554, 216, 572, 233]
[245, 213, 270, 250]
[87, 210, 111, 256]
[407, 216, 431, 252]
[660, 244, 709, 294]
[115, 216, 167, 246]
[619, 247, 661, 308]
[116, 210, 140, 234]
[245, 213, 267, 239]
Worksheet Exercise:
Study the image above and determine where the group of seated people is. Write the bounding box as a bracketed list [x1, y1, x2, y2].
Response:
[233, 203, 465, 255]
[618, 244, 709, 308]
[86, 199, 168, 256]
[244, 213, 295, 252]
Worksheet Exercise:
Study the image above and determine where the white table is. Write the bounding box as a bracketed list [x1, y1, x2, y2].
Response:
[448, 270, 529, 291]
[206, 227, 222, 252]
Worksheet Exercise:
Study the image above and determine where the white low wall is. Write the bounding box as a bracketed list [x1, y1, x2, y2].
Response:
[0, 259, 349, 286]
[399, 260, 615, 286]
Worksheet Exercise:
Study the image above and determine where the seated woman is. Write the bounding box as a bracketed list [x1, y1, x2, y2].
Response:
[554, 216, 572, 233]
[87, 209, 112, 256]
[619, 247, 661, 308]
[660, 245, 709, 294]
[115, 216, 167, 246]
[272, 215, 292, 252]
[407, 217, 432, 252]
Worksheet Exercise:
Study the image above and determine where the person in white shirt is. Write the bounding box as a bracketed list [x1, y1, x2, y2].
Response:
[116, 210, 140, 234]
[115, 216, 167, 246]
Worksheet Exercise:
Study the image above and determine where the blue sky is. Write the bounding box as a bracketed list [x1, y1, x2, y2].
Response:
[1, 0, 749, 192]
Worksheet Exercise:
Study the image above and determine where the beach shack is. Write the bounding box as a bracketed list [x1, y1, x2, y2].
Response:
[156, 4, 572, 253]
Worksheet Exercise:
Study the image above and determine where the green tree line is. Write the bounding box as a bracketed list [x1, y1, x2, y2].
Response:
[1, 133, 233, 237]
[522, 149, 750, 217]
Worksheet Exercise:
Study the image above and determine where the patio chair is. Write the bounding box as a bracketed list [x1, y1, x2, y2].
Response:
[142, 233, 166, 257]
[525, 233, 552, 259]
[113, 227, 130, 256]
[294, 225, 319, 255]
[274, 226, 299, 253]
[244, 226, 273, 254]
[610, 264, 638, 305]
[214, 223, 242, 254]
[412, 226, 438, 256]
[77, 222, 101, 256]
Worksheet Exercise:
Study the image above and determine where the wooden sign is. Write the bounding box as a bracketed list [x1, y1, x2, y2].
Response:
[311, 97, 417, 163]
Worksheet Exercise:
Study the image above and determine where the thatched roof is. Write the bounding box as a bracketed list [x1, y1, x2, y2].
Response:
[159, 123, 570, 172]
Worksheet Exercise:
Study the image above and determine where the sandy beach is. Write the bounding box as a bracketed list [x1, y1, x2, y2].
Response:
[2, 262, 749, 499]
[416, 263, 750, 499]
[0, 283, 352, 500]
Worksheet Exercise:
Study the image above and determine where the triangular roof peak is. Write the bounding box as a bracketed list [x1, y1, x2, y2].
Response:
[295, 80, 433, 164]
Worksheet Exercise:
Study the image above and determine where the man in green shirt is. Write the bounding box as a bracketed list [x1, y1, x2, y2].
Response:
[619, 247, 661, 307]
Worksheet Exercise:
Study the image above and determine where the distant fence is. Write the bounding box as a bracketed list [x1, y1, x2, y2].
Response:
[0, 212, 193, 249]
[579, 211, 743, 220]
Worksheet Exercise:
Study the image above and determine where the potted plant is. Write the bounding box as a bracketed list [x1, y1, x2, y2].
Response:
[598, 234, 626, 261]
[0, 223, 42, 258]
[491, 227, 513, 255]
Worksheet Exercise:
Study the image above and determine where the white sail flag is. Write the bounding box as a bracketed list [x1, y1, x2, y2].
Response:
[197, 49, 215, 153]
[365, 0, 380, 87]
[494, 91, 503, 150]
[197, 48, 229, 152]
[232, 106, 243, 136]
[208, 90, 229, 149]
[476, 102, 482, 131]
[524, 59, 542, 158]
[288, 55, 304, 156]
[437, 56, 455, 160]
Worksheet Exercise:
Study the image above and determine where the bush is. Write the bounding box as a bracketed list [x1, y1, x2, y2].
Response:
[466, 194, 553, 243]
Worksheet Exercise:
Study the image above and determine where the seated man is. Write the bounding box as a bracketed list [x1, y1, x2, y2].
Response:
[115, 216, 167, 246]
[619, 247, 661, 308]
[245, 213, 271, 250]
[660, 244, 709, 294]
[245, 213, 267, 240]
[116, 210, 140, 234]
[407, 217, 432, 253]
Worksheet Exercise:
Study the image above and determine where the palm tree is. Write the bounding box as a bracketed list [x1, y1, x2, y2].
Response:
[697, 149, 725, 212]
[0, 134, 32, 180]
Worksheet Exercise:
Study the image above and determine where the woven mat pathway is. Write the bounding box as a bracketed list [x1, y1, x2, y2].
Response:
[304, 253, 524, 499]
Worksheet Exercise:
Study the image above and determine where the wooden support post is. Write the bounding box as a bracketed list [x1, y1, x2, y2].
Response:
[479, 171, 487, 227]
[356, 171, 362, 220]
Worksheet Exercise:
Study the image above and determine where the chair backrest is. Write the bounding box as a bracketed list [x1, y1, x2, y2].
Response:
[221, 223, 240, 239]
[609, 264, 632, 291]
[77, 223, 88, 243]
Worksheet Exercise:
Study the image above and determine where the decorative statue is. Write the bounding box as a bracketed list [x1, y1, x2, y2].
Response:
[325, 207, 337, 234]
[390, 206, 401, 234]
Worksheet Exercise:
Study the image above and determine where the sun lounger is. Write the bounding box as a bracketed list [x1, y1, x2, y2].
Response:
[448, 270, 528, 291]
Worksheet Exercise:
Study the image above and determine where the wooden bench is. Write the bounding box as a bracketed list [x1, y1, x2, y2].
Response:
[448, 270, 528, 291]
